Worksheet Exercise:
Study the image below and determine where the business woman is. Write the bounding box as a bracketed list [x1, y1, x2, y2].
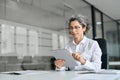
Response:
[54, 14, 102, 71]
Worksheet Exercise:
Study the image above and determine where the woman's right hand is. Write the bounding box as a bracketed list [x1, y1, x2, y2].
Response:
[54, 59, 65, 69]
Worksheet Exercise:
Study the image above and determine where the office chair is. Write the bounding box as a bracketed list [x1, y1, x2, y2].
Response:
[94, 38, 108, 69]
[50, 57, 56, 70]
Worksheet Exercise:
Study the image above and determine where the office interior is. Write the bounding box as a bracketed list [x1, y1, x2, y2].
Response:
[0, 0, 120, 72]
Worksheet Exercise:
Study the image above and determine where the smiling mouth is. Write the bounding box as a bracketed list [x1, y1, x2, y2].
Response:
[72, 34, 77, 37]
[72, 33, 77, 35]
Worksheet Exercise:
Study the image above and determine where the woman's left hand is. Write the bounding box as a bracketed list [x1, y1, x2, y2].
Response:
[72, 52, 86, 65]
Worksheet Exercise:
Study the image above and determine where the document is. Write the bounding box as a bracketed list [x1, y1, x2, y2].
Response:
[75, 70, 120, 80]
[95, 69, 120, 74]
[51, 49, 78, 67]
[73, 74, 120, 80]
[2, 70, 50, 75]
[77, 69, 120, 74]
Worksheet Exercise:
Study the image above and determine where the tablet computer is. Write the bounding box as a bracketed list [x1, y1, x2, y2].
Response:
[51, 49, 78, 67]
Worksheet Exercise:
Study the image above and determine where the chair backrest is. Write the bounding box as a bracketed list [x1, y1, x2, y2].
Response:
[94, 38, 108, 69]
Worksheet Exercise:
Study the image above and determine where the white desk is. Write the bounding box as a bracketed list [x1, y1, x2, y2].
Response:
[109, 61, 120, 66]
[0, 70, 120, 80]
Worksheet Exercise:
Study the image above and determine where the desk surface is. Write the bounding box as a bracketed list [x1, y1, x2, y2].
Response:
[0, 70, 120, 80]
[109, 61, 120, 65]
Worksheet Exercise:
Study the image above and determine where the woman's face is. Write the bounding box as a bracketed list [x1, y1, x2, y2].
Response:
[69, 20, 86, 39]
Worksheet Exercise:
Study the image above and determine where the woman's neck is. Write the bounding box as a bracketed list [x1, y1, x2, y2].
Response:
[74, 36, 84, 45]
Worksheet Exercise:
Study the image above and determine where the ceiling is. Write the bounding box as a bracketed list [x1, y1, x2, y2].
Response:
[1, 0, 89, 30]
[0, 0, 119, 31]
[85, 0, 120, 24]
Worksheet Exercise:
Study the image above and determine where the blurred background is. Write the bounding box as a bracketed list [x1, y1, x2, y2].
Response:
[0, 0, 120, 71]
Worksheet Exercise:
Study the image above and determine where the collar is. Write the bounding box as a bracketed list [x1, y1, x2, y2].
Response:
[72, 36, 87, 46]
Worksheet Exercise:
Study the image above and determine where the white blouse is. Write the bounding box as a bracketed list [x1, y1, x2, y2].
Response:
[65, 36, 102, 71]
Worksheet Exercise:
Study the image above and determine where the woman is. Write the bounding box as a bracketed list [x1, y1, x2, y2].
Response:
[54, 14, 102, 71]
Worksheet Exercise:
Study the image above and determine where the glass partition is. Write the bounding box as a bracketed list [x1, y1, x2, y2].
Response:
[95, 10, 102, 38]
[103, 15, 119, 69]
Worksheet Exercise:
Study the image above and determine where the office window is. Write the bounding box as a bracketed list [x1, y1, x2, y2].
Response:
[39, 32, 52, 56]
[103, 15, 119, 69]
[29, 30, 38, 56]
[59, 35, 69, 49]
[16, 27, 27, 56]
[95, 10, 102, 38]
[59, 35, 65, 49]
[1, 24, 14, 54]
[52, 33, 58, 50]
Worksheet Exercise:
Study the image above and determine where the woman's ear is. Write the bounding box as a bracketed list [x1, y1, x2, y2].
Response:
[83, 26, 86, 32]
